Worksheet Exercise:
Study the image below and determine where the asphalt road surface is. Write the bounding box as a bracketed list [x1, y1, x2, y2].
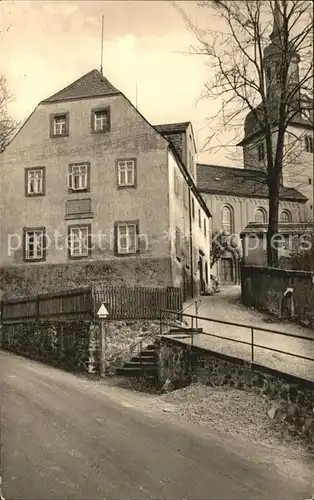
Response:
[1, 350, 312, 500]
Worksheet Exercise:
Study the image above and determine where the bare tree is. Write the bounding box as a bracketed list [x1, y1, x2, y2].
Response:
[0, 75, 18, 153]
[175, 0, 313, 266]
[210, 229, 230, 267]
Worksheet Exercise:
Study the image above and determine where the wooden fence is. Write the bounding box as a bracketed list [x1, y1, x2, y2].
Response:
[93, 285, 182, 320]
[1, 288, 93, 322]
[0, 285, 182, 323]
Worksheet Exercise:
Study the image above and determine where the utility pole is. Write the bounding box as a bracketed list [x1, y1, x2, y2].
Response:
[100, 15, 104, 75]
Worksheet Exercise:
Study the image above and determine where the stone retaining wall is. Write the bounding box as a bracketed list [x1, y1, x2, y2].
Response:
[1, 319, 161, 375]
[0, 258, 172, 299]
[159, 339, 314, 442]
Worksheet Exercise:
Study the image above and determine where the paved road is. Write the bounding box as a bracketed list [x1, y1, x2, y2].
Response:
[1, 350, 312, 500]
[183, 286, 314, 380]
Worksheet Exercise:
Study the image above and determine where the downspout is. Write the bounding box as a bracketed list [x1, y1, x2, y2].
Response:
[188, 187, 194, 298]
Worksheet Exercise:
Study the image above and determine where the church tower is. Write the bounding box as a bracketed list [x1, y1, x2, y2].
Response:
[238, 0, 314, 220]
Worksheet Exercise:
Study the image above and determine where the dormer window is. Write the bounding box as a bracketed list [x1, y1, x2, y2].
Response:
[91, 107, 110, 133]
[50, 112, 69, 137]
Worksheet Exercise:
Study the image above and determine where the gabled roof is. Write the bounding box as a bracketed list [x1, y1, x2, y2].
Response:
[154, 122, 191, 163]
[197, 163, 307, 202]
[154, 122, 190, 134]
[41, 69, 120, 103]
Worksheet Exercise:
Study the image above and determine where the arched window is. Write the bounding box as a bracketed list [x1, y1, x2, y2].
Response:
[255, 208, 267, 223]
[221, 205, 234, 234]
[280, 210, 292, 223]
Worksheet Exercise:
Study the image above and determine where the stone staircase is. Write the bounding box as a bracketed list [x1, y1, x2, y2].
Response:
[115, 340, 160, 378]
[115, 327, 203, 378]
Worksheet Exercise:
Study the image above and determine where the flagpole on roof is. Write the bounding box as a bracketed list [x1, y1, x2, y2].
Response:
[135, 80, 138, 109]
[100, 15, 104, 75]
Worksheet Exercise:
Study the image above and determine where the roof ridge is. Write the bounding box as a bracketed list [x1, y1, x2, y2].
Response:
[155, 121, 190, 127]
[41, 68, 119, 103]
[197, 163, 261, 174]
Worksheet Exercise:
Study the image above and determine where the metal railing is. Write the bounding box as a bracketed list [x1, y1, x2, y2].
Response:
[129, 298, 203, 365]
[159, 309, 314, 365]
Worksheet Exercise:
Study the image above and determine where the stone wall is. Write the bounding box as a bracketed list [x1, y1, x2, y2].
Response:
[0, 318, 161, 375]
[1, 320, 92, 372]
[159, 339, 314, 442]
[241, 265, 314, 327]
[0, 258, 172, 299]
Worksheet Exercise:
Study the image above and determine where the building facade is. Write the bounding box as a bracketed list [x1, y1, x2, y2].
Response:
[196, 3, 313, 284]
[0, 70, 210, 299]
[197, 163, 307, 284]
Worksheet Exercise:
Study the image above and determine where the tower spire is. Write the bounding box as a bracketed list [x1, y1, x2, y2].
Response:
[270, 0, 284, 41]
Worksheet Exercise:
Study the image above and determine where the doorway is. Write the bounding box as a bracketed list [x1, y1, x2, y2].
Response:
[221, 257, 234, 283]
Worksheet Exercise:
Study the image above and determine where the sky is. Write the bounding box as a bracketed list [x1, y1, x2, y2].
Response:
[0, 0, 244, 166]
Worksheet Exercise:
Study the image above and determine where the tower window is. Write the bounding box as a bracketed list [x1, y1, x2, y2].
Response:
[280, 210, 292, 223]
[255, 208, 267, 224]
[258, 142, 265, 162]
[305, 135, 313, 153]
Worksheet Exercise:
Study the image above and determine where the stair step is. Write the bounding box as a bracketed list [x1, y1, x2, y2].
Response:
[145, 344, 158, 350]
[169, 328, 203, 334]
[124, 361, 157, 369]
[132, 355, 157, 363]
[116, 366, 157, 376]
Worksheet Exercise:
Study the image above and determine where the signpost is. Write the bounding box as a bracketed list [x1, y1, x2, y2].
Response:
[96, 303, 109, 377]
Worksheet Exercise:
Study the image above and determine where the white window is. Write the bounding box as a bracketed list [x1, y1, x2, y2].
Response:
[258, 142, 265, 162]
[117, 160, 135, 187]
[305, 135, 313, 153]
[69, 226, 90, 257]
[68, 164, 89, 191]
[255, 208, 267, 223]
[94, 110, 109, 132]
[53, 115, 67, 136]
[221, 205, 234, 234]
[117, 223, 137, 254]
[25, 229, 45, 260]
[280, 210, 292, 223]
[27, 168, 44, 195]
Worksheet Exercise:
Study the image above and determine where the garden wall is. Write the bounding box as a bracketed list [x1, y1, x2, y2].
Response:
[241, 265, 314, 327]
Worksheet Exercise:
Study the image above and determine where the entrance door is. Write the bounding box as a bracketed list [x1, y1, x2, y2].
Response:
[198, 256, 205, 293]
[221, 258, 234, 283]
